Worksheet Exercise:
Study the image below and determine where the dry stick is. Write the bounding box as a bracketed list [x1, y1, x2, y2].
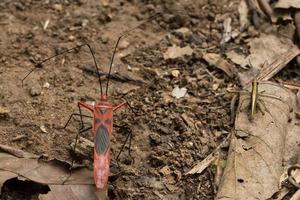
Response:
[186, 132, 232, 175]
[11, 134, 27, 142]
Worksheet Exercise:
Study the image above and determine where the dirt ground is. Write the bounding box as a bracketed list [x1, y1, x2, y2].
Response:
[0, 0, 299, 199]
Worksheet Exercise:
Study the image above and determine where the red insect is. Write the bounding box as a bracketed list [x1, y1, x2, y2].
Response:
[21, 15, 158, 188]
[22, 40, 132, 188]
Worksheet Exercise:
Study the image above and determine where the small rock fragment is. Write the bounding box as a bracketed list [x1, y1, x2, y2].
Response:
[118, 40, 130, 50]
[159, 166, 171, 176]
[189, 34, 202, 45]
[0, 106, 10, 119]
[81, 19, 89, 27]
[186, 141, 194, 148]
[163, 45, 193, 60]
[30, 86, 42, 97]
[171, 86, 187, 99]
[40, 125, 47, 133]
[203, 53, 235, 77]
[174, 27, 192, 38]
[171, 69, 180, 78]
[43, 82, 50, 89]
[68, 35, 76, 41]
[53, 4, 63, 11]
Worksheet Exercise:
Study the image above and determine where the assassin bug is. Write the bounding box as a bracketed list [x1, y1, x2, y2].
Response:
[21, 14, 160, 188]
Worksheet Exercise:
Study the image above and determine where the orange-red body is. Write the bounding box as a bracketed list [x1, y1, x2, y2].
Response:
[78, 95, 126, 188]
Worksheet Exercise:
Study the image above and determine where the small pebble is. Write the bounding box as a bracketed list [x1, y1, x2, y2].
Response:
[30, 86, 42, 96]
[119, 40, 130, 50]
[68, 35, 76, 41]
[171, 69, 180, 78]
[81, 19, 89, 27]
[40, 125, 47, 133]
[186, 141, 193, 148]
[53, 4, 63, 11]
[43, 82, 50, 89]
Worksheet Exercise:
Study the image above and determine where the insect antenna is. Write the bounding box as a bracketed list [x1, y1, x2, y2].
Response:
[21, 43, 103, 95]
[105, 13, 161, 96]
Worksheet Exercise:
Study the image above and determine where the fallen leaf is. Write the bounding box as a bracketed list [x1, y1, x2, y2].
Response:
[274, 1, 300, 9]
[247, 34, 295, 70]
[39, 185, 105, 200]
[0, 147, 107, 199]
[217, 82, 296, 199]
[226, 51, 248, 69]
[234, 34, 300, 85]
[291, 190, 300, 200]
[163, 45, 193, 60]
[203, 53, 236, 77]
[171, 86, 187, 99]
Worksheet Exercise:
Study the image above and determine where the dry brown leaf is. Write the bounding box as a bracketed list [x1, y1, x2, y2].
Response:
[226, 51, 248, 69]
[291, 190, 300, 200]
[247, 34, 295, 70]
[203, 53, 235, 77]
[0, 148, 107, 199]
[163, 45, 193, 60]
[235, 34, 300, 86]
[270, 87, 300, 198]
[217, 82, 295, 199]
[39, 185, 106, 200]
[274, 1, 300, 9]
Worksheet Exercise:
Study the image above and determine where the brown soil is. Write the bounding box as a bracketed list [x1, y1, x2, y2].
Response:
[1, 0, 298, 199]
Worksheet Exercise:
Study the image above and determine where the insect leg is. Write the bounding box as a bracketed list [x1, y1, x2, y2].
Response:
[113, 101, 139, 116]
[115, 129, 133, 162]
[63, 126, 92, 185]
[257, 100, 266, 116]
[70, 126, 92, 168]
[77, 102, 94, 129]
[63, 113, 92, 129]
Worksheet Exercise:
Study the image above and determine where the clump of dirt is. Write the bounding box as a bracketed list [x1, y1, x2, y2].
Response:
[0, 0, 242, 199]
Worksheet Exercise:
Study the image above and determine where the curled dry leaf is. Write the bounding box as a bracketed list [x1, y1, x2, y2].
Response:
[217, 82, 296, 199]
[203, 53, 236, 77]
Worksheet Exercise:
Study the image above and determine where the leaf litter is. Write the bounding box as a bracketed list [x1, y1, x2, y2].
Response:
[0, 145, 105, 199]
[1, 0, 300, 199]
[217, 81, 297, 199]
